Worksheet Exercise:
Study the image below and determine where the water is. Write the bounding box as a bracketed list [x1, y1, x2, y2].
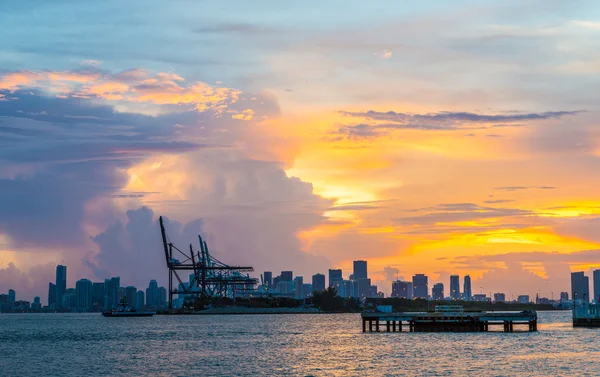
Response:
[1, 311, 599, 376]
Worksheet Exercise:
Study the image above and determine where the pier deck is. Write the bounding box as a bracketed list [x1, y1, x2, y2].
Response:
[361, 310, 538, 333]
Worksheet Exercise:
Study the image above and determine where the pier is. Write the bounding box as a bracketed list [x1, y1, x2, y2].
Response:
[361, 306, 537, 333]
[572, 302, 600, 327]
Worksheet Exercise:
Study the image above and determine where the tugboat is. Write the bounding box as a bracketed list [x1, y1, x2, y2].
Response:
[102, 297, 155, 317]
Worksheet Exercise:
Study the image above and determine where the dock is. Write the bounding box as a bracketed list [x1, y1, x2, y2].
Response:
[573, 302, 600, 327]
[361, 305, 537, 333]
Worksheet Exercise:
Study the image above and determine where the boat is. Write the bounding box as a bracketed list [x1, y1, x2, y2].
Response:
[102, 298, 156, 317]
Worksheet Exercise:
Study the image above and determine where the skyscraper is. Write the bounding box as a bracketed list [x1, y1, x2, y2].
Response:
[353, 260, 368, 280]
[92, 282, 105, 308]
[493, 293, 506, 303]
[125, 286, 137, 307]
[450, 275, 460, 300]
[281, 271, 293, 282]
[146, 280, 159, 309]
[263, 271, 273, 288]
[432, 283, 444, 300]
[571, 271, 590, 302]
[312, 273, 326, 292]
[136, 290, 145, 310]
[48, 283, 56, 308]
[391, 280, 412, 299]
[75, 279, 92, 311]
[412, 274, 428, 299]
[593, 269, 600, 303]
[158, 286, 167, 310]
[357, 278, 372, 299]
[463, 275, 472, 301]
[294, 276, 304, 299]
[328, 269, 342, 288]
[8, 289, 15, 303]
[55, 265, 67, 310]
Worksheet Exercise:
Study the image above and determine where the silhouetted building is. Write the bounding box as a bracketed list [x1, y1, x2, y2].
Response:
[450, 275, 460, 300]
[594, 269, 600, 303]
[32, 296, 41, 311]
[357, 278, 372, 299]
[473, 294, 488, 302]
[353, 260, 368, 280]
[125, 286, 137, 307]
[294, 277, 304, 299]
[136, 290, 145, 309]
[92, 282, 105, 309]
[263, 271, 272, 288]
[312, 273, 325, 292]
[146, 280, 159, 309]
[158, 287, 167, 310]
[560, 292, 569, 302]
[48, 283, 56, 309]
[303, 284, 312, 298]
[412, 274, 428, 299]
[273, 276, 281, 287]
[432, 283, 444, 300]
[281, 271, 293, 282]
[328, 269, 342, 288]
[517, 295, 530, 304]
[105, 277, 120, 308]
[76, 279, 92, 311]
[494, 293, 506, 303]
[391, 280, 412, 299]
[463, 275, 472, 301]
[571, 271, 590, 302]
[55, 265, 67, 310]
[62, 288, 76, 309]
[334, 280, 354, 298]
[8, 289, 15, 303]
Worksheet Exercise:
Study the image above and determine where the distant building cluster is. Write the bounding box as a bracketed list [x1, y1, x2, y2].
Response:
[257, 260, 382, 300]
[0, 264, 168, 313]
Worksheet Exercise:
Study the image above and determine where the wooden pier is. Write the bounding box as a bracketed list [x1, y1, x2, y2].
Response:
[361, 307, 537, 333]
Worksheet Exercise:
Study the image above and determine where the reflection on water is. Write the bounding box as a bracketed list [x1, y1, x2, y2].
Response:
[1, 311, 600, 376]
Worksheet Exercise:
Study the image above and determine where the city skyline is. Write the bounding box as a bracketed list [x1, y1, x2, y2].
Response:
[4, 259, 592, 308]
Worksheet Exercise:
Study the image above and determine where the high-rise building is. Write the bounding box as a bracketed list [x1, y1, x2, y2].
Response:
[104, 277, 120, 308]
[334, 280, 355, 298]
[263, 272, 273, 288]
[391, 280, 412, 299]
[146, 280, 159, 309]
[32, 296, 41, 311]
[450, 275, 460, 300]
[281, 271, 293, 282]
[560, 292, 569, 302]
[517, 295, 530, 304]
[412, 274, 428, 299]
[92, 282, 105, 309]
[357, 278, 372, 299]
[312, 273, 325, 292]
[8, 289, 15, 303]
[294, 276, 304, 299]
[353, 260, 368, 280]
[125, 286, 137, 307]
[593, 269, 600, 303]
[571, 271, 590, 302]
[136, 290, 145, 310]
[432, 283, 444, 300]
[463, 275, 472, 301]
[328, 269, 343, 288]
[62, 288, 76, 309]
[55, 265, 67, 310]
[158, 286, 167, 310]
[493, 293, 506, 303]
[273, 276, 281, 287]
[48, 283, 56, 309]
[76, 279, 92, 311]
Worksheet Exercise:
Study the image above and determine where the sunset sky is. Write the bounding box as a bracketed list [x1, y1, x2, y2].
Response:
[1, 1, 600, 300]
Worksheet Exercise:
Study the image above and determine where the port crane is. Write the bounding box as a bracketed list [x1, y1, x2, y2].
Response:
[159, 216, 257, 310]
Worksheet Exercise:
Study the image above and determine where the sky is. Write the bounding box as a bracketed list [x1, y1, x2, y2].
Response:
[1, 0, 600, 301]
